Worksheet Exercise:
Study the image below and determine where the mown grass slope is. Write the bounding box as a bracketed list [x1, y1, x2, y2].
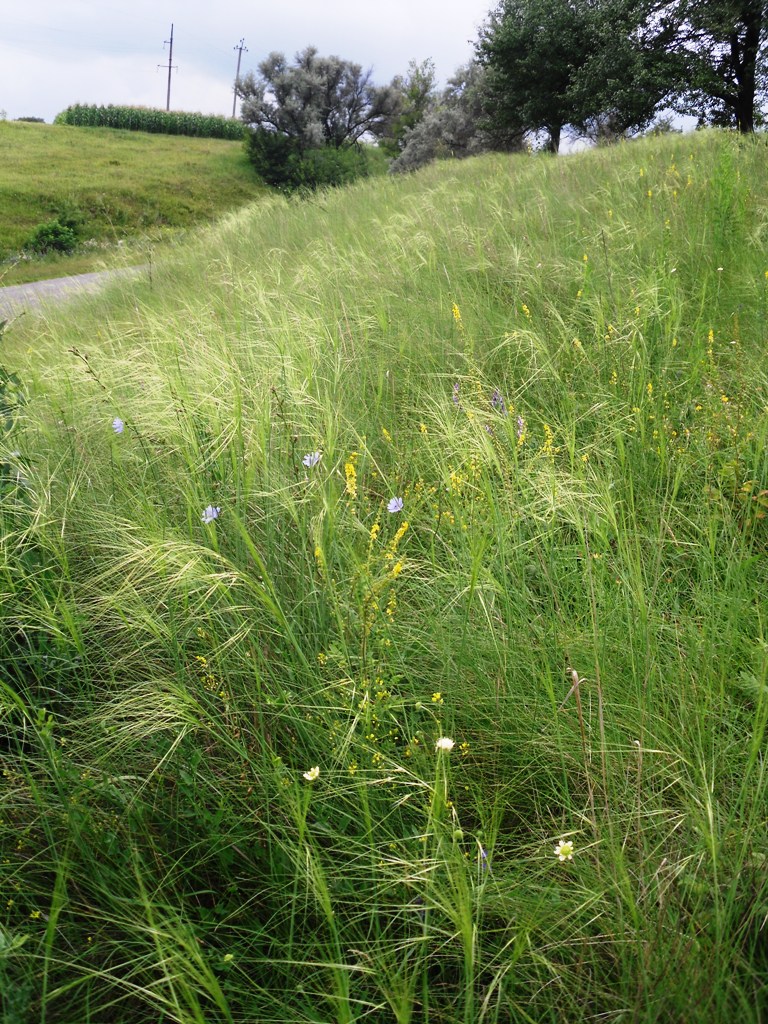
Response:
[1, 130, 767, 1024]
[0, 120, 263, 284]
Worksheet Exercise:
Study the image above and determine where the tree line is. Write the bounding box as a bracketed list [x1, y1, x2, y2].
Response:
[226, 0, 768, 183]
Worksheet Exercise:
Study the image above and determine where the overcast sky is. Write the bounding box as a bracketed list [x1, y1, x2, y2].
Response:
[1, 1, 494, 123]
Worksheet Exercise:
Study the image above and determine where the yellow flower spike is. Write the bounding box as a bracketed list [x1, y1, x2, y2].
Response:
[386, 521, 409, 561]
[344, 461, 357, 499]
[382, 427, 392, 443]
[541, 422, 557, 460]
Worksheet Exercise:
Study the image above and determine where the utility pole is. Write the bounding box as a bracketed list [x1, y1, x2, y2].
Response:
[158, 24, 177, 111]
[232, 38, 248, 118]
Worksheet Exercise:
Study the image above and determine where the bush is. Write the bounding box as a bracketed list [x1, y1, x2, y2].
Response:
[246, 128, 371, 191]
[246, 128, 298, 188]
[292, 145, 371, 189]
[24, 217, 79, 255]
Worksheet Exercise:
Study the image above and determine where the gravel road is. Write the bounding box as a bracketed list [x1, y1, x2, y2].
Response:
[0, 267, 143, 322]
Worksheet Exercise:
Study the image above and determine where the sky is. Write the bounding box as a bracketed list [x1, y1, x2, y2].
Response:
[1, 1, 495, 124]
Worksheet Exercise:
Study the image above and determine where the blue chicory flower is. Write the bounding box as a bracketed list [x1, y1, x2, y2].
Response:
[491, 389, 507, 415]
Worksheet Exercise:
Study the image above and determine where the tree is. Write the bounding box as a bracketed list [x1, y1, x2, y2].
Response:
[238, 47, 401, 151]
[390, 61, 522, 172]
[477, 0, 673, 152]
[568, 0, 679, 140]
[670, 0, 767, 132]
[478, 0, 767, 145]
[477, 0, 591, 153]
[381, 58, 438, 155]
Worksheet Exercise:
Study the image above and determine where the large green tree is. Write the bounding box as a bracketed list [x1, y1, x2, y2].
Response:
[477, 0, 590, 152]
[477, 0, 672, 151]
[670, 0, 767, 131]
[568, 0, 679, 140]
[478, 0, 767, 147]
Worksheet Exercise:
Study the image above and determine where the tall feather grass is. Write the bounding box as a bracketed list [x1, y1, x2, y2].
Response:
[1, 129, 767, 1023]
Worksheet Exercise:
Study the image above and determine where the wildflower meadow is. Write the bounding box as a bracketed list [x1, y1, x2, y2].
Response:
[1, 129, 767, 1022]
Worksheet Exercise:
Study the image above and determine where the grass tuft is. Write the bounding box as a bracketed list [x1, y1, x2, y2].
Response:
[1, 129, 767, 1023]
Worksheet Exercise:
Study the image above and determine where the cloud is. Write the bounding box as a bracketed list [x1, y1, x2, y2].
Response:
[2, 0, 492, 123]
[0, 45, 235, 122]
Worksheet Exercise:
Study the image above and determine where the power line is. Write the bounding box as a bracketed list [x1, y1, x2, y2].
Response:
[158, 24, 178, 111]
[232, 38, 248, 118]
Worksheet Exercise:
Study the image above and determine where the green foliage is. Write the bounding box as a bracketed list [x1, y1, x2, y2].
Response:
[23, 211, 80, 254]
[244, 126, 296, 187]
[1, 131, 768, 1023]
[290, 142, 371, 189]
[477, 0, 767, 146]
[54, 103, 245, 140]
[478, 0, 670, 151]
[479, 0, 589, 152]
[669, 0, 767, 131]
[247, 127, 371, 190]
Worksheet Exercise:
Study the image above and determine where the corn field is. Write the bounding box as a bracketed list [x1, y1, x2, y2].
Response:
[54, 104, 245, 140]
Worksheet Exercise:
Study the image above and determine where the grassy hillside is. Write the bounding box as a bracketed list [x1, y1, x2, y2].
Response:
[1, 130, 767, 1024]
[0, 120, 264, 285]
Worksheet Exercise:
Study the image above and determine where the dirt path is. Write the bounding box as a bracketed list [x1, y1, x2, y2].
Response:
[0, 267, 143, 322]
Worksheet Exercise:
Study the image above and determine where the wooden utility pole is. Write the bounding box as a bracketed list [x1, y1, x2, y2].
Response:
[159, 24, 177, 111]
[232, 38, 248, 118]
